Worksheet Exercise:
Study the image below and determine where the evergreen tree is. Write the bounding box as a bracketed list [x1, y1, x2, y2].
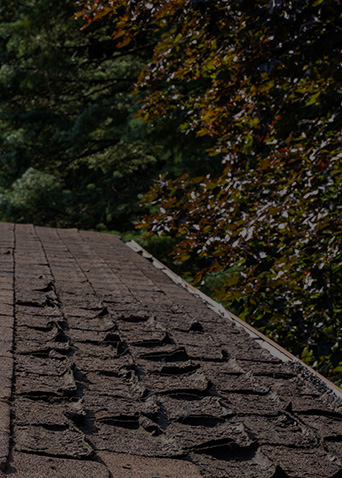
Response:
[0, 0, 157, 229]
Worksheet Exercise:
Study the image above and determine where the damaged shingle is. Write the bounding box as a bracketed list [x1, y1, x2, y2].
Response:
[0, 222, 341, 477]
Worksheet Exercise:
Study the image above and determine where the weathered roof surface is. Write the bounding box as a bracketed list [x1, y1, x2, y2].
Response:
[0, 222, 342, 477]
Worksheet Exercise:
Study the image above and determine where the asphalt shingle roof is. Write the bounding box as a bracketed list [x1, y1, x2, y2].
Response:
[0, 222, 342, 477]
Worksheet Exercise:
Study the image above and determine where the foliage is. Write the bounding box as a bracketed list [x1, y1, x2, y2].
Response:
[76, 0, 342, 154]
[0, 167, 66, 225]
[0, 0, 217, 230]
[0, 0, 160, 229]
[78, 0, 342, 384]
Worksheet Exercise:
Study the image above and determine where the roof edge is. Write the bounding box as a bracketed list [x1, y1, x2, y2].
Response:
[126, 240, 342, 401]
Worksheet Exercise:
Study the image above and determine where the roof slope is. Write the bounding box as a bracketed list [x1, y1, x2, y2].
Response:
[0, 222, 342, 477]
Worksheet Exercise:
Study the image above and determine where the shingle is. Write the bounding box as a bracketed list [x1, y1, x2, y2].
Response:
[260, 446, 342, 478]
[15, 424, 93, 458]
[0, 404, 11, 471]
[98, 451, 202, 477]
[0, 222, 342, 477]
[5, 452, 109, 478]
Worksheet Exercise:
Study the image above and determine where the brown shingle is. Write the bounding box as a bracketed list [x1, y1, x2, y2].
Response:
[3, 453, 110, 478]
[97, 452, 203, 477]
[0, 222, 341, 477]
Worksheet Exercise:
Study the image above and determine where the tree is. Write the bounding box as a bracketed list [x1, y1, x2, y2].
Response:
[0, 0, 159, 229]
[78, 0, 342, 383]
[0, 0, 217, 230]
